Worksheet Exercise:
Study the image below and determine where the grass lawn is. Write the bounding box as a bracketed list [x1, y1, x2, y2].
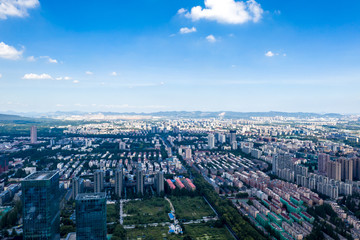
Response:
[125, 223, 233, 240]
[123, 198, 171, 225]
[107, 204, 118, 223]
[169, 196, 215, 221]
[184, 223, 233, 240]
[125, 226, 177, 240]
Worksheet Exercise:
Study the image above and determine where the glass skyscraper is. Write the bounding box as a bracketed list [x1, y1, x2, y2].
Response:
[75, 193, 107, 240]
[22, 171, 60, 240]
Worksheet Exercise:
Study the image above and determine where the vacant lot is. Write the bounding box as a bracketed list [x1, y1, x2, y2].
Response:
[123, 198, 171, 225]
[107, 204, 119, 223]
[125, 223, 233, 240]
[170, 196, 215, 221]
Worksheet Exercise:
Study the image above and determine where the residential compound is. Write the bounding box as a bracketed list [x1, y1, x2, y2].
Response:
[0, 114, 359, 239]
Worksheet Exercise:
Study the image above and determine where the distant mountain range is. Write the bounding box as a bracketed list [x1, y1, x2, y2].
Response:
[0, 114, 33, 121]
[0, 111, 346, 121]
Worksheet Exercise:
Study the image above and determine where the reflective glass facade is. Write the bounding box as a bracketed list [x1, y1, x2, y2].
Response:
[75, 193, 107, 240]
[22, 171, 60, 240]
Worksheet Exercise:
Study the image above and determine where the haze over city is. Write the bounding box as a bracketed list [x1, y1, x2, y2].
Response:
[1, 0, 360, 113]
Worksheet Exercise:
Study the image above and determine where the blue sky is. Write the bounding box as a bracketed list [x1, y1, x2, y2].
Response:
[0, 0, 359, 113]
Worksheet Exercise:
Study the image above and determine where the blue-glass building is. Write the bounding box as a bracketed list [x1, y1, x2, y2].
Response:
[22, 171, 60, 240]
[75, 193, 107, 240]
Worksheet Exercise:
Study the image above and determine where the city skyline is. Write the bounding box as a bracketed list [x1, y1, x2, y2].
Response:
[0, 0, 360, 113]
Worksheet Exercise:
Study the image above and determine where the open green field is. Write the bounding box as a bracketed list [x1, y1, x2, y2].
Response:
[123, 198, 171, 225]
[107, 204, 118, 223]
[125, 223, 233, 240]
[184, 223, 233, 240]
[169, 196, 215, 221]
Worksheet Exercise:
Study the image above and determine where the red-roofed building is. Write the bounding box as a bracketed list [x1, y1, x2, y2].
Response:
[175, 178, 185, 189]
[166, 179, 176, 190]
[183, 178, 196, 191]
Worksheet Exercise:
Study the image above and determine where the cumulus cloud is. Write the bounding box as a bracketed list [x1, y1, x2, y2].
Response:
[48, 57, 57, 63]
[179, 27, 197, 34]
[85, 71, 93, 75]
[27, 56, 35, 62]
[265, 51, 286, 57]
[55, 76, 72, 81]
[265, 51, 274, 57]
[73, 80, 79, 84]
[40, 56, 58, 63]
[111, 71, 118, 76]
[0, 42, 23, 60]
[177, 8, 187, 14]
[206, 34, 216, 43]
[182, 0, 263, 24]
[23, 73, 53, 80]
[0, 0, 40, 19]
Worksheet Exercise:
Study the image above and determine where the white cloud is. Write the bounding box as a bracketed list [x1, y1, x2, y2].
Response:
[48, 57, 57, 63]
[73, 80, 79, 84]
[40, 56, 58, 63]
[0, 0, 39, 19]
[206, 34, 216, 43]
[27, 56, 35, 62]
[183, 0, 263, 24]
[0, 42, 23, 60]
[56, 104, 64, 107]
[265, 51, 274, 57]
[265, 51, 286, 57]
[55, 76, 72, 81]
[111, 71, 118, 76]
[179, 27, 197, 34]
[85, 71, 93, 75]
[177, 8, 187, 14]
[0, 73, 2, 78]
[22, 73, 53, 80]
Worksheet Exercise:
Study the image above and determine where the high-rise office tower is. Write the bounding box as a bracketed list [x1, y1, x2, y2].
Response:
[94, 170, 104, 193]
[318, 153, 330, 175]
[327, 161, 341, 181]
[30, 126, 37, 144]
[22, 171, 60, 240]
[338, 158, 353, 181]
[229, 130, 236, 144]
[115, 166, 123, 198]
[155, 171, 164, 194]
[208, 133, 215, 149]
[136, 166, 144, 195]
[72, 177, 84, 200]
[76, 193, 107, 240]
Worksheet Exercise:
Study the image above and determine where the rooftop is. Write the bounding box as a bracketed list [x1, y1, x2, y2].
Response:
[23, 171, 58, 181]
[76, 192, 106, 201]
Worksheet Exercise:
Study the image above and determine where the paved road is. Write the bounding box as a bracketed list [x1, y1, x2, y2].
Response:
[165, 197, 175, 212]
